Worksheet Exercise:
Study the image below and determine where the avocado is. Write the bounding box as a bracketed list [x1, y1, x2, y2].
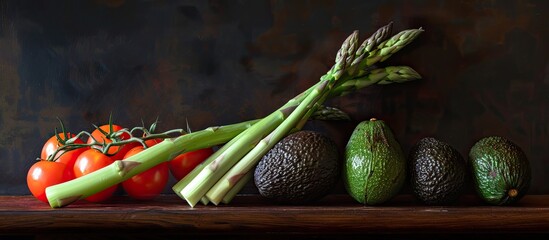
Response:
[254, 130, 339, 204]
[343, 118, 405, 205]
[408, 138, 466, 205]
[469, 136, 531, 205]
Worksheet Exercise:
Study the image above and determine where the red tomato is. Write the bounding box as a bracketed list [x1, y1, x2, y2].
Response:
[27, 160, 72, 203]
[87, 124, 137, 160]
[73, 148, 118, 202]
[144, 138, 162, 148]
[41, 133, 88, 180]
[169, 148, 214, 181]
[122, 146, 169, 200]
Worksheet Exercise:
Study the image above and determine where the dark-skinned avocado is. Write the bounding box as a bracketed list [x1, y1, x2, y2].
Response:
[469, 136, 531, 205]
[254, 130, 339, 204]
[408, 137, 466, 205]
[343, 118, 405, 205]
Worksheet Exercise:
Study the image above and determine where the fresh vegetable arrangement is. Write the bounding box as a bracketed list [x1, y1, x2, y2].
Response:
[20, 22, 507, 209]
[27, 118, 215, 204]
[27, 22, 531, 208]
[31, 22, 424, 208]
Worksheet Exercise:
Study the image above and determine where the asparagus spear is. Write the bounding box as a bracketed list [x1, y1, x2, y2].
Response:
[330, 66, 421, 97]
[173, 65, 421, 205]
[203, 80, 332, 205]
[221, 171, 253, 204]
[178, 104, 299, 207]
[187, 27, 424, 206]
[174, 30, 361, 206]
[210, 66, 422, 204]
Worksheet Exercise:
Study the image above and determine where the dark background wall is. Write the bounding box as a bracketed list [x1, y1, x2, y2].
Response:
[0, 0, 547, 195]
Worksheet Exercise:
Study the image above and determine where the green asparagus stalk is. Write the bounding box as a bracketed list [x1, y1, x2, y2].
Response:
[200, 196, 210, 205]
[171, 127, 248, 197]
[179, 78, 334, 206]
[289, 25, 422, 137]
[221, 170, 253, 204]
[286, 65, 420, 135]
[203, 66, 413, 204]
[204, 80, 332, 204]
[171, 80, 326, 203]
[175, 28, 365, 206]
[346, 21, 394, 77]
[205, 75, 383, 203]
[330, 66, 421, 97]
[290, 26, 420, 130]
[193, 27, 424, 205]
[310, 67, 421, 122]
[45, 119, 258, 208]
[178, 104, 300, 207]
[363, 28, 424, 70]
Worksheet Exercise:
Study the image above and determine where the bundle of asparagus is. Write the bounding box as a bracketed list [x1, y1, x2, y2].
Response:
[45, 22, 423, 208]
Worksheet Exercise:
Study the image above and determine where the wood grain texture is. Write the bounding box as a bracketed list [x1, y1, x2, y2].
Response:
[1, 194, 548, 236]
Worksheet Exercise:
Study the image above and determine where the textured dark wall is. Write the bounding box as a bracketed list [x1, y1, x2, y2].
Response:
[0, 0, 547, 195]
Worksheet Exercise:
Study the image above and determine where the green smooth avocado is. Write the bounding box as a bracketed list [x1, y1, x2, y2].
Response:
[343, 118, 406, 205]
[408, 138, 466, 205]
[469, 136, 531, 205]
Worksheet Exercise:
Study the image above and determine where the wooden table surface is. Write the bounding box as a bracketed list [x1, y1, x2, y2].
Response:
[1, 194, 548, 238]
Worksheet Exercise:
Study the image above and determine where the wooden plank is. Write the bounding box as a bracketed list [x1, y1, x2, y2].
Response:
[1, 195, 548, 235]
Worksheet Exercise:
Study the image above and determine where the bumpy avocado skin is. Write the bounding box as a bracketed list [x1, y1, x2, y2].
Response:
[469, 136, 531, 205]
[254, 131, 340, 204]
[343, 119, 406, 205]
[408, 138, 466, 205]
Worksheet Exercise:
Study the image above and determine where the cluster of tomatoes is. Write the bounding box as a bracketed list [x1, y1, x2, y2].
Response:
[26, 123, 213, 204]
